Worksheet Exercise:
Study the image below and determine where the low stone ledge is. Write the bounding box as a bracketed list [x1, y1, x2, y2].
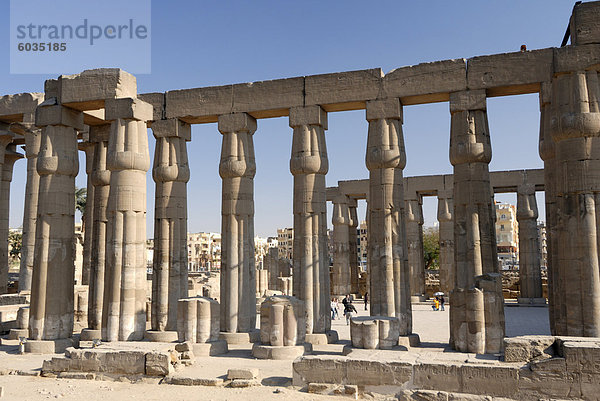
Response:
[503, 335, 555, 362]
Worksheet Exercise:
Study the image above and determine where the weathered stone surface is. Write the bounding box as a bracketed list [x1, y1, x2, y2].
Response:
[229, 379, 260, 388]
[165, 85, 232, 123]
[467, 49, 553, 96]
[138, 92, 165, 121]
[0, 93, 43, 121]
[570, 1, 600, 46]
[553, 44, 600, 73]
[145, 352, 173, 376]
[305, 69, 382, 111]
[232, 77, 304, 116]
[227, 368, 259, 380]
[383, 59, 467, 104]
[58, 69, 137, 110]
[503, 336, 555, 362]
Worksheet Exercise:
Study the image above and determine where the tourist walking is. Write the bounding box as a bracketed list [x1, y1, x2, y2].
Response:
[331, 298, 339, 320]
[344, 300, 357, 325]
[363, 292, 368, 310]
[440, 295, 445, 311]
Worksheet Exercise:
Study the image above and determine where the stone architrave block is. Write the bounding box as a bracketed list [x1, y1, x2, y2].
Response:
[151, 118, 191, 140]
[0, 93, 44, 120]
[382, 59, 467, 102]
[89, 124, 111, 143]
[467, 49, 553, 94]
[35, 104, 84, 130]
[365, 98, 402, 121]
[449, 90, 486, 113]
[305, 69, 382, 110]
[58, 69, 137, 110]
[554, 44, 600, 74]
[289, 106, 327, 129]
[165, 85, 233, 123]
[232, 77, 304, 114]
[138, 92, 165, 122]
[570, 1, 600, 46]
[104, 98, 153, 121]
[218, 112, 257, 133]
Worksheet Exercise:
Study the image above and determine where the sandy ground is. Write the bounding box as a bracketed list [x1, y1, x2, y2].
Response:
[0, 303, 550, 401]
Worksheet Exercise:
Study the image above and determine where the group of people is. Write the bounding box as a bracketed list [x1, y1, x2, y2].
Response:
[331, 293, 366, 325]
[432, 295, 445, 311]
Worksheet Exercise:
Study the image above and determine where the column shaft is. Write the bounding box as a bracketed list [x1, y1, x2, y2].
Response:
[289, 106, 330, 334]
[365, 98, 411, 335]
[218, 113, 257, 333]
[348, 200, 359, 294]
[516, 183, 543, 299]
[331, 195, 351, 296]
[101, 99, 152, 341]
[0, 144, 21, 294]
[79, 142, 95, 285]
[437, 187, 454, 295]
[406, 197, 425, 296]
[151, 119, 190, 332]
[29, 105, 82, 340]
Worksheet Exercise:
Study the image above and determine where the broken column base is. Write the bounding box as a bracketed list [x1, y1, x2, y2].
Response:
[398, 333, 421, 347]
[251, 342, 312, 360]
[219, 330, 261, 345]
[7, 328, 28, 340]
[305, 330, 339, 345]
[516, 297, 546, 306]
[192, 340, 228, 356]
[25, 338, 74, 354]
[80, 329, 101, 341]
[144, 330, 179, 342]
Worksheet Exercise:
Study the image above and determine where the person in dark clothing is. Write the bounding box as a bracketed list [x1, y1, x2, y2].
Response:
[364, 292, 368, 310]
[344, 301, 357, 325]
[440, 295, 445, 311]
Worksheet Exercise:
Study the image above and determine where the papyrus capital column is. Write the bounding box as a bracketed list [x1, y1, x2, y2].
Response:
[437, 187, 454, 295]
[151, 118, 191, 333]
[449, 90, 504, 353]
[331, 193, 351, 296]
[548, 70, 600, 336]
[405, 196, 425, 297]
[218, 112, 257, 334]
[101, 98, 152, 342]
[348, 198, 359, 295]
[289, 105, 331, 336]
[19, 126, 42, 293]
[365, 98, 412, 335]
[516, 182, 543, 301]
[78, 141, 95, 286]
[29, 104, 83, 340]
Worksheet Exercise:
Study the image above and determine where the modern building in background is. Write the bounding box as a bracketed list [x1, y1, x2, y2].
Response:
[277, 228, 293, 260]
[495, 202, 519, 269]
[358, 221, 368, 271]
[187, 232, 222, 272]
[537, 222, 547, 269]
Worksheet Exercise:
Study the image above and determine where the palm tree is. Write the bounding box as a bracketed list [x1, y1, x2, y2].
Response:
[75, 187, 87, 231]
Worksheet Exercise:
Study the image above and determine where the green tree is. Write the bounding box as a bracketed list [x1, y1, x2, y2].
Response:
[423, 226, 440, 269]
[75, 187, 87, 216]
[8, 231, 22, 262]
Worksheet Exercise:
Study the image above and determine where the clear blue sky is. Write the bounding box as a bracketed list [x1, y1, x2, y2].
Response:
[1, 1, 576, 237]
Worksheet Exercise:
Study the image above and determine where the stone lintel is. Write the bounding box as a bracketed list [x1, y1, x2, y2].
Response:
[35, 104, 84, 130]
[138, 92, 165, 122]
[305, 69, 382, 108]
[449, 90, 487, 113]
[570, 1, 600, 46]
[365, 98, 402, 122]
[151, 118, 191, 140]
[553, 44, 600, 74]
[104, 98, 153, 122]
[57, 68, 138, 111]
[0, 93, 44, 123]
[289, 106, 327, 129]
[218, 112, 257, 134]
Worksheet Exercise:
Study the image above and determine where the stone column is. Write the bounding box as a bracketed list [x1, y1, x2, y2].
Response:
[516, 183, 543, 303]
[549, 70, 600, 337]
[101, 98, 152, 342]
[331, 194, 351, 296]
[78, 141, 95, 286]
[150, 119, 190, 338]
[289, 106, 331, 337]
[437, 187, 455, 295]
[406, 196, 425, 299]
[0, 131, 15, 294]
[218, 113, 257, 336]
[18, 128, 42, 293]
[449, 90, 504, 354]
[29, 104, 83, 342]
[348, 199, 360, 295]
[82, 125, 110, 340]
[365, 98, 412, 335]
[539, 82, 563, 334]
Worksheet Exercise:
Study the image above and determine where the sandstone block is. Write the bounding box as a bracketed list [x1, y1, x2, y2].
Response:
[459, 365, 518, 398]
[503, 335, 555, 362]
[397, 389, 449, 401]
[308, 383, 333, 394]
[138, 92, 165, 121]
[227, 368, 259, 380]
[467, 49, 553, 96]
[305, 69, 382, 111]
[174, 341, 193, 352]
[194, 378, 224, 386]
[165, 85, 233, 123]
[58, 69, 137, 110]
[365, 98, 402, 121]
[289, 106, 327, 129]
[229, 379, 260, 388]
[0, 93, 44, 120]
[151, 118, 191, 140]
[89, 124, 110, 143]
[145, 352, 173, 376]
[232, 77, 304, 116]
[218, 112, 257, 133]
[554, 44, 600, 73]
[382, 59, 467, 104]
[104, 98, 153, 121]
[35, 104, 84, 129]
[449, 90, 486, 113]
[570, 1, 600, 45]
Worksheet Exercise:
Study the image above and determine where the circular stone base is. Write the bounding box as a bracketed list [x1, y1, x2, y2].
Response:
[24, 338, 73, 354]
[251, 343, 312, 360]
[305, 330, 339, 345]
[144, 330, 179, 342]
[219, 330, 260, 345]
[398, 333, 420, 347]
[8, 328, 28, 340]
[80, 329, 102, 341]
[192, 340, 228, 356]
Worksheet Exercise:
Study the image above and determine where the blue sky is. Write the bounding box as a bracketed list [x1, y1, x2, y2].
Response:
[1, 1, 576, 237]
